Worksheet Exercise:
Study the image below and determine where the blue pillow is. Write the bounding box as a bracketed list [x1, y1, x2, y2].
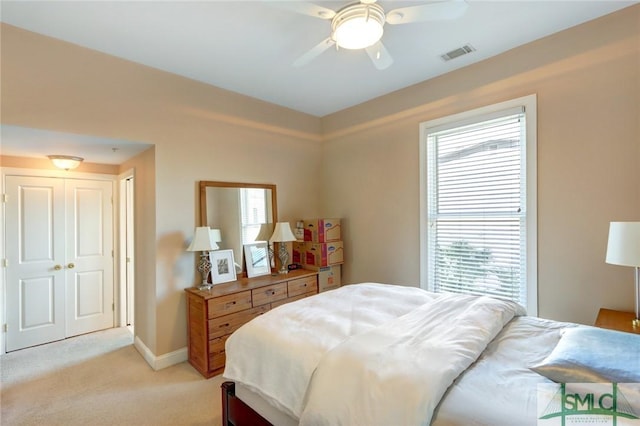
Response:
[531, 326, 640, 383]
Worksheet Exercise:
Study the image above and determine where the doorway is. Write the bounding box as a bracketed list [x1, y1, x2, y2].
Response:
[119, 173, 135, 332]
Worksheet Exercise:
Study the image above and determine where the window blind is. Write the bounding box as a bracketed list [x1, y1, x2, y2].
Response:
[427, 110, 527, 306]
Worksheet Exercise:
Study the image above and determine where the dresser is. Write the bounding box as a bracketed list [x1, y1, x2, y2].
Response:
[185, 269, 319, 378]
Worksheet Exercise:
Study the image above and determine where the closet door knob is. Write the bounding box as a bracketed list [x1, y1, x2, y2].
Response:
[54, 265, 62, 271]
[67, 263, 75, 269]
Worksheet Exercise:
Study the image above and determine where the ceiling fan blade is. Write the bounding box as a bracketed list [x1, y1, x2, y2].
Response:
[293, 38, 335, 67]
[265, 1, 336, 20]
[386, 0, 468, 25]
[365, 41, 393, 70]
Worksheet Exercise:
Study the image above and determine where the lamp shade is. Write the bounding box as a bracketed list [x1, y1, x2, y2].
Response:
[269, 222, 297, 243]
[187, 226, 220, 252]
[606, 222, 640, 267]
[255, 223, 274, 242]
[209, 228, 222, 243]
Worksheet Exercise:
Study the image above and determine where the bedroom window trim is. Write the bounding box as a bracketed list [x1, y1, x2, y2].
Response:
[419, 95, 538, 316]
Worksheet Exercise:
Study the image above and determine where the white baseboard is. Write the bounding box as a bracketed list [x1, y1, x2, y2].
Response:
[134, 336, 188, 371]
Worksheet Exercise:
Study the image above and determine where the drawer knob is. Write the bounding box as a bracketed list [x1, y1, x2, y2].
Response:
[219, 323, 230, 328]
[225, 301, 236, 308]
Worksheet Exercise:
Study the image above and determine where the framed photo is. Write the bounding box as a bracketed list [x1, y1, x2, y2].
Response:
[244, 242, 271, 278]
[210, 249, 237, 285]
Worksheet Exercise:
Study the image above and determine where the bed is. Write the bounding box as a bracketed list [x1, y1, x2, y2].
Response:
[221, 283, 639, 425]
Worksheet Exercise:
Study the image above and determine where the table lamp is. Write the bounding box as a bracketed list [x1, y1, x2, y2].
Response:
[606, 221, 640, 327]
[269, 222, 297, 274]
[187, 227, 222, 290]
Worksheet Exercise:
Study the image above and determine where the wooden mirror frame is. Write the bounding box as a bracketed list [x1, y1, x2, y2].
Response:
[199, 181, 277, 227]
[199, 181, 277, 277]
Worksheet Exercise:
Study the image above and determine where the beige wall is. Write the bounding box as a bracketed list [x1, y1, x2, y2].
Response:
[1, 5, 638, 358]
[120, 147, 157, 351]
[1, 24, 323, 356]
[321, 5, 640, 325]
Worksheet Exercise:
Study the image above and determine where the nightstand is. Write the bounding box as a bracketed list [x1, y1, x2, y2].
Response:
[594, 308, 640, 334]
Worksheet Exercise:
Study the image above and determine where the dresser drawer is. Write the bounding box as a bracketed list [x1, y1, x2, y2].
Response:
[209, 334, 229, 356]
[208, 291, 252, 318]
[272, 292, 314, 309]
[208, 305, 269, 339]
[252, 283, 287, 307]
[208, 335, 229, 372]
[210, 351, 226, 372]
[287, 276, 317, 297]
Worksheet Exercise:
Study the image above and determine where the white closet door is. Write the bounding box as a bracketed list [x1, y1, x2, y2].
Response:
[65, 179, 114, 337]
[5, 175, 115, 351]
[5, 176, 66, 351]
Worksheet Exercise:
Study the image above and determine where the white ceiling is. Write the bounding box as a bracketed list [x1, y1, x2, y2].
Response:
[0, 0, 637, 163]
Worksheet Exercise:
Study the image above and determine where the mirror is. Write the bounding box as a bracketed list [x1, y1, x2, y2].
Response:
[199, 181, 277, 276]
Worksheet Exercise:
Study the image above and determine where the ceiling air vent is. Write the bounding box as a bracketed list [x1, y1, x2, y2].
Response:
[440, 44, 476, 61]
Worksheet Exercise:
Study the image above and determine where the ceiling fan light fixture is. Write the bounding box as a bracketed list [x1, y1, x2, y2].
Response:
[332, 3, 385, 50]
[48, 155, 84, 170]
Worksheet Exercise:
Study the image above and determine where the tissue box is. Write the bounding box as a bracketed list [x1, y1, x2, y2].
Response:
[303, 219, 341, 243]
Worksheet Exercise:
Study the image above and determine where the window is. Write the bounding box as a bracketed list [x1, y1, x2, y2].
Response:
[419, 95, 537, 315]
[240, 188, 269, 244]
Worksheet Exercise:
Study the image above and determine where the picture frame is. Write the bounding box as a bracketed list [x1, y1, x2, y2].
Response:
[244, 242, 271, 278]
[210, 249, 237, 285]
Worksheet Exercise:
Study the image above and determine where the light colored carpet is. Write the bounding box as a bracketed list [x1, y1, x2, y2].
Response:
[0, 328, 224, 425]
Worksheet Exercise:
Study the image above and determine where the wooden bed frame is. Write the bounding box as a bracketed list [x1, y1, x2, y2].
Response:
[221, 381, 273, 426]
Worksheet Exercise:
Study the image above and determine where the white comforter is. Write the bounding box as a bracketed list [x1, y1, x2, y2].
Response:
[223, 284, 525, 425]
[299, 292, 525, 426]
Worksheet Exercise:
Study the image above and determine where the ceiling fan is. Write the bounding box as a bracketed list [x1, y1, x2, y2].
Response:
[272, 0, 469, 70]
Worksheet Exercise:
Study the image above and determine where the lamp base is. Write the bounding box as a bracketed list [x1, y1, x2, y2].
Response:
[197, 251, 212, 290]
[277, 243, 290, 275]
[633, 318, 640, 328]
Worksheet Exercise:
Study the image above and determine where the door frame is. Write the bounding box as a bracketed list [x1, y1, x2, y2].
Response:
[1, 167, 118, 354]
[117, 169, 135, 332]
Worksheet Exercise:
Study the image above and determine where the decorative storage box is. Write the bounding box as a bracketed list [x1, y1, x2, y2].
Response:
[303, 219, 341, 243]
[303, 241, 344, 267]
